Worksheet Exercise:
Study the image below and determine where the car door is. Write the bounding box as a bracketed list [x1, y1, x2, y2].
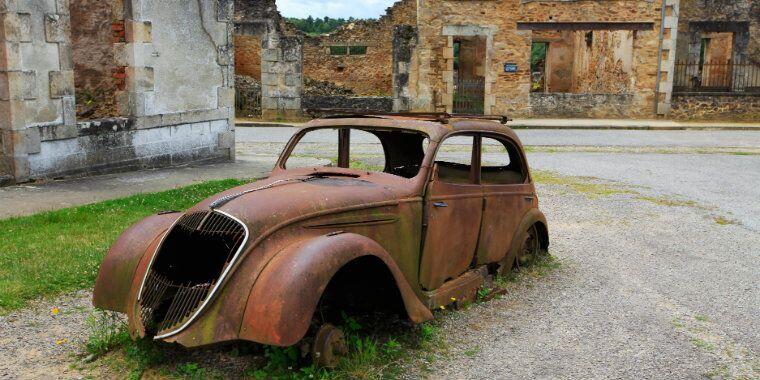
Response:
[476, 134, 534, 265]
[419, 134, 484, 290]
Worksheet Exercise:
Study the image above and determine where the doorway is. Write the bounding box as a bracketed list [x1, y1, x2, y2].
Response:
[453, 36, 486, 114]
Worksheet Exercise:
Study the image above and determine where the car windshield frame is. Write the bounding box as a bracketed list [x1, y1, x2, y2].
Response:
[277, 126, 433, 180]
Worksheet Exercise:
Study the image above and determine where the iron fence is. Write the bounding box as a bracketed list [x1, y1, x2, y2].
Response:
[673, 59, 760, 93]
[454, 77, 485, 115]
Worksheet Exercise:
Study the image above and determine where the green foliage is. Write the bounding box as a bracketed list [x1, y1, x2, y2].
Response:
[530, 42, 548, 72]
[176, 362, 206, 379]
[85, 310, 130, 358]
[123, 338, 166, 379]
[0, 178, 252, 313]
[476, 287, 491, 303]
[286, 16, 356, 35]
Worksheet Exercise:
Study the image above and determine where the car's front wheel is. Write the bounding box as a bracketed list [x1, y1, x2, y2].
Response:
[311, 323, 348, 368]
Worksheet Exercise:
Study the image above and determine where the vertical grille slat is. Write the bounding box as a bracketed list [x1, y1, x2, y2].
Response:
[138, 210, 247, 338]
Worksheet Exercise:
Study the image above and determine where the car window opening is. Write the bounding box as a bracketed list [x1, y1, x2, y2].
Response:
[285, 127, 429, 179]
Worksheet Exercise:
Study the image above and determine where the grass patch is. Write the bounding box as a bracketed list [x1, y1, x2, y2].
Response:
[532, 170, 635, 199]
[695, 314, 710, 322]
[713, 216, 737, 226]
[0, 178, 251, 313]
[690, 337, 716, 351]
[634, 196, 700, 208]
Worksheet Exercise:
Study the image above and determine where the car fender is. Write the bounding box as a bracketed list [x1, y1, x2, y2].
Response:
[93, 212, 181, 312]
[240, 232, 433, 346]
[502, 208, 550, 269]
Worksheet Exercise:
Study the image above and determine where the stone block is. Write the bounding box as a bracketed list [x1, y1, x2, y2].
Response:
[44, 13, 70, 43]
[217, 130, 234, 149]
[261, 96, 277, 110]
[218, 87, 234, 108]
[58, 42, 72, 70]
[284, 74, 301, 87]
[0, 42, 21, 71]
[278, 97, 301, 110]
[218, 44, 233, 66]
[128, 67, 154, 92]
[0, 0, 19, 13]
[261, 48, 280, 62]
[126, 21, 151, 43]
[260, 72, 278, 86]
[62, 96, 74, 126]
[0, 99, 25, 130]
[55, 0, 68, 14]
[48, 70, 74, 98]
[217, 0, 233, 22]
[161, 112, 181, 126]
[21, 70, 36, 99]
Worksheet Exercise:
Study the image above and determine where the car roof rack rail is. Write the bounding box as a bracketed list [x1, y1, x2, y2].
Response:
[305, 108, 511, 125]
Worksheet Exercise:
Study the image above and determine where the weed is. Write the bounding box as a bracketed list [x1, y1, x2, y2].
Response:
[690, 338, 716, 351]
[635, 196, 701, 208]
[176, 362, 206, 379]
[672, 317, 685, 329]
[532, 171, 635, 199]
[695, 314, 710, 322]
[85, 310, 129, 358]
[714, 216, 737, 225]
[476, 287, 491, 303]
[463, 347, 480, 358]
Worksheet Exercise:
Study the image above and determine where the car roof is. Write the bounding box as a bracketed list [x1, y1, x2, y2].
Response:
[302, 114, 521, 143]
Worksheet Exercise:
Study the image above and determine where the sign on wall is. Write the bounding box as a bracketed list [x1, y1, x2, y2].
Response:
[504, 63, 518, 73]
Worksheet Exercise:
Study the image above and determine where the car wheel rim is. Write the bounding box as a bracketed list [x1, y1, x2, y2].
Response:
[312, 324, 348, 368]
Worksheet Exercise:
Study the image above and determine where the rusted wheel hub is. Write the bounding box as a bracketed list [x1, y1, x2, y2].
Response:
[516, 225, 540, 268]
[312, 324, 348, 368]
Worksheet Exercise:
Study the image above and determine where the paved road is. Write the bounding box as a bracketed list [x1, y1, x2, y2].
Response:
[236, 127, 760, 147]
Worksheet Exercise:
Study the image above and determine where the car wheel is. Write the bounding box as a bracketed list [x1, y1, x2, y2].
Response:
[515, 224, 541, 269]
[312, 323, 348, 368]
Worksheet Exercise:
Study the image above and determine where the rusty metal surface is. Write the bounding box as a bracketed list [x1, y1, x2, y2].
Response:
[93, 212, 180, 312]
[94, 115, 548, 349]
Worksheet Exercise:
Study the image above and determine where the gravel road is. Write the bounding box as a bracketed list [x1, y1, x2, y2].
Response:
[408, 181, 759, 379]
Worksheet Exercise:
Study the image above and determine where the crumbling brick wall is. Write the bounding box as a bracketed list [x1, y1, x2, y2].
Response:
[70, 0, 122, 119]
[301, 0, 417, 96]
[235, 35, 262, 79]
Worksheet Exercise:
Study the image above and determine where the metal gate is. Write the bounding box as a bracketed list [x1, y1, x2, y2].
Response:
[453, 77, 485, 115]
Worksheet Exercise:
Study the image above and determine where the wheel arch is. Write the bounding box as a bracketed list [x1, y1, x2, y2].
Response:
[502, 208, 550, 269]
[239, 232, 433, 346]
[93, 212, 182, 312]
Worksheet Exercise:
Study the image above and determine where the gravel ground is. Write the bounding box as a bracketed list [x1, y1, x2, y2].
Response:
[0, 290, 92, 379]
[406, 182, 759, 379]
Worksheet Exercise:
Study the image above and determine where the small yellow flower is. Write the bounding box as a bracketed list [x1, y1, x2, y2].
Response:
[51, 307, 60, 316]
[55, 338, 68, 345]
[439, 305, 446, 310]
[450, 297, 457, 302]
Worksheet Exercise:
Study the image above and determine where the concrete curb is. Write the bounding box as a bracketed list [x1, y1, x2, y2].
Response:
[236, 120, 760, 131]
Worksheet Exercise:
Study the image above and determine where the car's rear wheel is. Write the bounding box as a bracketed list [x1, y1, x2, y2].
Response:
[312, 323, 348, 368]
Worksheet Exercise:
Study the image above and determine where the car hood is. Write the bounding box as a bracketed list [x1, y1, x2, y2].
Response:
[189, 171, 413, 238]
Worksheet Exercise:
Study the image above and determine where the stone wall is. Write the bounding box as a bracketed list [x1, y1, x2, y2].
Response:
[409, 0, 676, 118]
[302, 96, 393, 112]
[530, 93, 635, 118]
[301, 0, 416, 96]
[0, 0, 235, 184]
[670, 93, 760, 121]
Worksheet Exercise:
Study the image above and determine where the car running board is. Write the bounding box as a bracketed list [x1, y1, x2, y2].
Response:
[421, 266, 488, 310]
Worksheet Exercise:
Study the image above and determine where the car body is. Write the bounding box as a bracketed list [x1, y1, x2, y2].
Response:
[93, 114, 549, 350]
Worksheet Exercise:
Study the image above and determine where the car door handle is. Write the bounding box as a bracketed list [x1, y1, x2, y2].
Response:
[433, 202, 448, 208]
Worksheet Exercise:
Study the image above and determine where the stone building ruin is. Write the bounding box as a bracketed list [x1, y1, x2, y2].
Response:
[1, 0, 236, 185]
[234, 0, 758, 121]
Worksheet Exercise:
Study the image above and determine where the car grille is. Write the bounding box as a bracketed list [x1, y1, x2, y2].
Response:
[139, 210, 247, 337]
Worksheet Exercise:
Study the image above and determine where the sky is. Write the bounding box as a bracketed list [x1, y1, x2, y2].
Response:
[277, 0, 399, 19]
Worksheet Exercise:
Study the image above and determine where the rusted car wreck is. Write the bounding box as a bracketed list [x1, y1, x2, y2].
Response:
[93, 112, 549, 366]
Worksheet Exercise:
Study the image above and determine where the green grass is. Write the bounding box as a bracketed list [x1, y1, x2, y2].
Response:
[532, 170, 636, 199]
[0, 178, 251, 313]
